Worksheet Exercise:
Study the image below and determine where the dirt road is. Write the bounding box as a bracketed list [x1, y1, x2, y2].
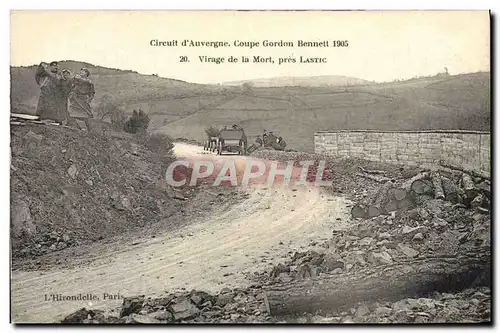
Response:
[11, 143, 351, 323]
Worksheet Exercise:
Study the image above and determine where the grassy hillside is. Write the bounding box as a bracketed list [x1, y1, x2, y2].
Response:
[11, 61, 490, 152]
[157, 73, 491, 151]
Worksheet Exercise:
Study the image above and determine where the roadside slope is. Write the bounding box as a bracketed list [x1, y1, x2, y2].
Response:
[11, 143, 352, 323]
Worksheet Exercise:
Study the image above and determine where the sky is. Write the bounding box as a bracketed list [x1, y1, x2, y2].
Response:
[10, 10, 490, 84]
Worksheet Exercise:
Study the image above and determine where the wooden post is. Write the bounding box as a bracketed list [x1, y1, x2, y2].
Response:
[430, 172, 445, 200]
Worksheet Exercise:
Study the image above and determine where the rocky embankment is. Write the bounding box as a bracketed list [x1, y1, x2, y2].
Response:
[62, 149, 491, 323]
[11, 125, 194, 264]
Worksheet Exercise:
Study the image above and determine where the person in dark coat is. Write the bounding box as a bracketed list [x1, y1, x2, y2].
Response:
[67, 68, 95, 131]
[57, 69, 74, 123]
[124, 110, 140, 133]
[137, 109, 150, 132]
[35, 61, 68, 123]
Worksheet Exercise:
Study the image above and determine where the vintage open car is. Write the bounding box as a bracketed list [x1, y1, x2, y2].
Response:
[217, 129, 247, 155]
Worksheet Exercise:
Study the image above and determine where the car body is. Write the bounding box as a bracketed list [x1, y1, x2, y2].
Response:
[217, 129, 247, 155]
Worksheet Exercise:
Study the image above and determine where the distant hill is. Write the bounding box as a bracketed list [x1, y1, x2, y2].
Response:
[222, 75, 373, 87]
[10, 61, 490, 152]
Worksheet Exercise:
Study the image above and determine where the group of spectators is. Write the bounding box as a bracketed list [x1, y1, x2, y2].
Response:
[35, 61, 95, 131]
[123, 109, 150, 134]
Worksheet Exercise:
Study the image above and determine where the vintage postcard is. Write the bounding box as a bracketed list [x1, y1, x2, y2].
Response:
[10, 10, 491, 324]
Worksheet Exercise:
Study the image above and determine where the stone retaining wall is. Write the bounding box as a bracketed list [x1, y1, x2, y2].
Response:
[314, 130, 491, 174]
